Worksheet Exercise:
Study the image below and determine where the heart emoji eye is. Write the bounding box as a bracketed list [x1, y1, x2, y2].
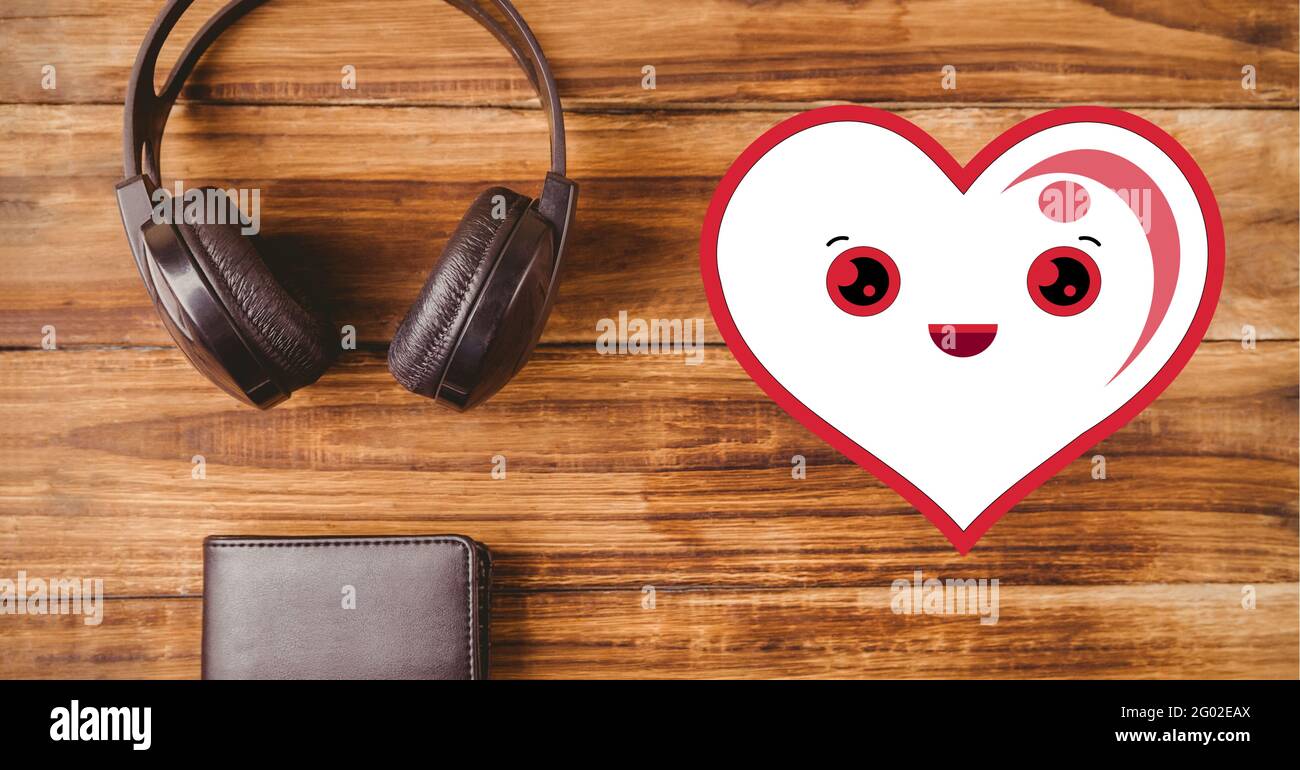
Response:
[1027, 246, 1100, 316]
[825, 246, 900, 316]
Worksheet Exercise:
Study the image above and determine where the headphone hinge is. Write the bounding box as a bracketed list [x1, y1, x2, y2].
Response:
[537, 172, 577, 265]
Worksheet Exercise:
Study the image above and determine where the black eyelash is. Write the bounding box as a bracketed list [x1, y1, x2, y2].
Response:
[826, 235, 849, 247]
[1078, 235, 1101, 247]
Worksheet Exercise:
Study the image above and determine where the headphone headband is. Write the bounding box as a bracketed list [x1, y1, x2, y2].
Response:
[123, 0, 567, 182]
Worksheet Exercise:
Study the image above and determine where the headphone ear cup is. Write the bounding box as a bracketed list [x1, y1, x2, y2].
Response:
[174, 217, 337, 393]
[388, 187, 530, 398]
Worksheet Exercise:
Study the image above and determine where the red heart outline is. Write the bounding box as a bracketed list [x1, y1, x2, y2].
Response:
[699, 106, 1225, 554]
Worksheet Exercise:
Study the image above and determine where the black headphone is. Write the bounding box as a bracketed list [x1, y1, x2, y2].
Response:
[115, 0, 577, 410]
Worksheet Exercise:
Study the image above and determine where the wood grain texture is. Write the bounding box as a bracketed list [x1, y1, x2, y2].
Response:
[2, 585, 1295, 679]
[1, 0, 1296, 107]
[0, 0, 1296, 679]
[1, 343, 1295, 597]
[0, 105, 1295, 346]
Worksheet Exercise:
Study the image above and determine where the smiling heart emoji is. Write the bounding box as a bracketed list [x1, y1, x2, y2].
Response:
[700, 106, 1224, 553]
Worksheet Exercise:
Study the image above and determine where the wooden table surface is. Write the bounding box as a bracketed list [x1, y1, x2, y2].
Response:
[1, 0, 1297, 679]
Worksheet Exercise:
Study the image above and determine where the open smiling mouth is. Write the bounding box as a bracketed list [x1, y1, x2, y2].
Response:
[928, 324, 998, 357]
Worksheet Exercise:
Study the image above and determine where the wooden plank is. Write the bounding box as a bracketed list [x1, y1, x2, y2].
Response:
[494, 584, 1300, 679]
[1, 343, 1294, 594]
[3, 584, 1295, 679]
[1, 0, 1295, 107]
[0, 599, 201, 679]
[0, 105, 1295, 346]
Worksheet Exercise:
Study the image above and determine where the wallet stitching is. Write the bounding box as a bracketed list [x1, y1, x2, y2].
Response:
[477, 549, 491, 678]
[208, 538, 474, 678]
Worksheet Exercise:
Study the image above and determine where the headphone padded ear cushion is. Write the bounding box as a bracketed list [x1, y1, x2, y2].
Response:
[389, 187, 530, 398]
[174, 217, 337, 393]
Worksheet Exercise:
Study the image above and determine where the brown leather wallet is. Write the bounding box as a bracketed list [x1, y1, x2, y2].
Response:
[202, 535, 491, 680]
